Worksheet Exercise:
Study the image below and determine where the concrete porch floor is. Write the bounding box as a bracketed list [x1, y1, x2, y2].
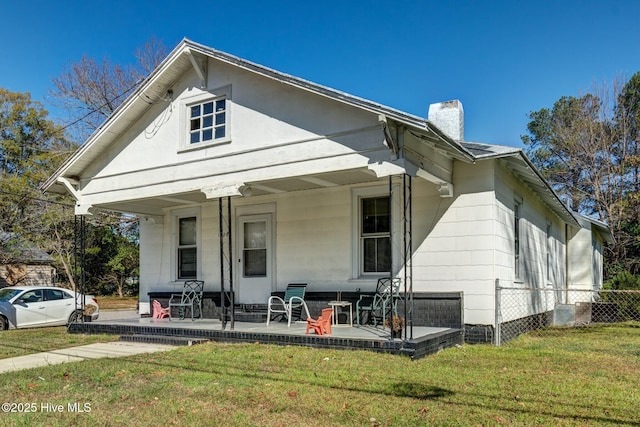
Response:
[69, 314, 463, 359]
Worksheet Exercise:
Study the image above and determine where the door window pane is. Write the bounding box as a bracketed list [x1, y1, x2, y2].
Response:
[244, 222, 266, 249]
[243, 221, 267, 277]
[243, 249, 266, 277]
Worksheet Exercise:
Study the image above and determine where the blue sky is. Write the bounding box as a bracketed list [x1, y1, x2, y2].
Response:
[3, 0, 640, 147]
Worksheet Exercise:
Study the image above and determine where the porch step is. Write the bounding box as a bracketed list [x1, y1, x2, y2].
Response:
[119, 334, 209, 346]
[231, 311, 267, 323]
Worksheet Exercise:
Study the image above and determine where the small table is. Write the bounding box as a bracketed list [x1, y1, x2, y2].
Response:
[328, 301, 353, 327]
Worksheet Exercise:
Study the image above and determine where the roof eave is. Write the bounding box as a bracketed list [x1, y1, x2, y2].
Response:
[41, 38, 475, 193]
[496, 150, 580, 227]
[43, 38, 196, 192]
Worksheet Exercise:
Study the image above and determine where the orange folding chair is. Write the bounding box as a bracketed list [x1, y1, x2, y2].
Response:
[152, 300, 170, 319]
[306, 308, 333, 335]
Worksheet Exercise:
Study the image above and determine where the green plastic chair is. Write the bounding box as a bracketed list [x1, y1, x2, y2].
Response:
[266, 283, 310, 327]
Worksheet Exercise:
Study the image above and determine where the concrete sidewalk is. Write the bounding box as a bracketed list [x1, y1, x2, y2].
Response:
[0, 341, 175, 373]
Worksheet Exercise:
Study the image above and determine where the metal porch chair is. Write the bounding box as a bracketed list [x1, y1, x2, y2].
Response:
[356, 277, 401, 326]
[169, 280, 204, 321]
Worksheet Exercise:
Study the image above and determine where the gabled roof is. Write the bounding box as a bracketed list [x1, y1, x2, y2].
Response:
[462, 141, 579, 226]
[42, 38, 473, 192]
[461, 141, 616, 234]
[0, 232, 54, 265]
[574, 213, 615, 244]
[40, 39, 613, 241]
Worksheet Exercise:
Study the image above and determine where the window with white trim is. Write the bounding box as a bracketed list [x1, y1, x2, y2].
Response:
[178, 217, 197, 279]
[189, 98, 226, 144]
[361, 196, 391, 274]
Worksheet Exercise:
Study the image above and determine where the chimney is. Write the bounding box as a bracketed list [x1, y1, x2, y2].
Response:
[427, 100, 464, 141]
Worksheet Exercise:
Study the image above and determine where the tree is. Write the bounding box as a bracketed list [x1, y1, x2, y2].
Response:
[50, 36, 168, 142]
[44, 38, 165, 294]
[522, 75, 640, 276]
[0, 88, 79, 283]
[611, 72, 640, 274]
[105, 236, 139, 297]
[0, 88, 75, 233]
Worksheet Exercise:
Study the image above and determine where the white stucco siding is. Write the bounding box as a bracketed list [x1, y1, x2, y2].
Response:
[274, 186, 352, 286]
[139, 217, 169, 314]
[494, 162, 566, 289]
[592, 233, 604, 289]
[77, 60, 386, 208]
[567, 222, 595, 290]
[494, 161, 567, 322]
[409, 160, 497, 325]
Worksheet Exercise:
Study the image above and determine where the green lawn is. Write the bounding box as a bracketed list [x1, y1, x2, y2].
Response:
[94, 295, 138, 310]
[0, 327, 117, 359]
[0, 323, 638, 426]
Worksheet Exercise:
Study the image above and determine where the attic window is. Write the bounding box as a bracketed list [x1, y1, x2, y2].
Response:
[189, 97, 226, 144]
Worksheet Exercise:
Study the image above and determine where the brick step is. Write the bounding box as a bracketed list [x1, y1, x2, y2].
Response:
[119, 334, 209, 346]
[230, 311, 267, 323]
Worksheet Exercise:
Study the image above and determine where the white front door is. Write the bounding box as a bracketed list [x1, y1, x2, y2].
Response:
[238, 214, 274, 303]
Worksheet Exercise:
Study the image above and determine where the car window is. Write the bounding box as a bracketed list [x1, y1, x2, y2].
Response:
[19, 290, 43, 303]
[44, 289, 66, 301]
[61, 290, 74, 299]
[0, 288, 22, 302]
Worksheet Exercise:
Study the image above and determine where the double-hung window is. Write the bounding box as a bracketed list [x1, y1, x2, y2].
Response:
[189, 98, 226, 144]
[178, 217, 197, 279]
[361, 196, 391, 274]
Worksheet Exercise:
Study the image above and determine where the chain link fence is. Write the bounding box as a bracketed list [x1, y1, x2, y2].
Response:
[495, 282, 640, 346]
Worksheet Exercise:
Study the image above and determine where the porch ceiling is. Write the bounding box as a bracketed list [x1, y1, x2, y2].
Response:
[93, 168, 383, 216]
[246, 168, 379, 196]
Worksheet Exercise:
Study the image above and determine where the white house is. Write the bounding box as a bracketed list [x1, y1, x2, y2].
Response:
[43, 39, 612, 342]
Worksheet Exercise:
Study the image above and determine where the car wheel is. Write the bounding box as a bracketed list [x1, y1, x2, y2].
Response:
[68, 311, 80, 324]
[0, 315, 8, 330]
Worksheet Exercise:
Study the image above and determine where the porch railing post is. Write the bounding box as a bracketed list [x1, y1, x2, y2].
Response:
[219, 197, 235, 330]
[73, 214, 86, 324]
[219, 199, 226, 330]
[389, 175, 393, 340]
[227, 196, 234, 329]
[495, 278, 502, 346]
[403, 174, 413, 340]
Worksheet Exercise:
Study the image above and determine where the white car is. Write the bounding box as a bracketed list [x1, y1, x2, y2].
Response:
[0, 286, 99, 330]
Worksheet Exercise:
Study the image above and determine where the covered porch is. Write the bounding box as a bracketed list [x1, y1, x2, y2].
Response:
[67, 165, 466, 357]
[75, 164, 436, 324]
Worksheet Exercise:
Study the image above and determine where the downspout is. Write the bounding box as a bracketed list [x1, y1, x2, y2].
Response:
[565, 223, 569, 304]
